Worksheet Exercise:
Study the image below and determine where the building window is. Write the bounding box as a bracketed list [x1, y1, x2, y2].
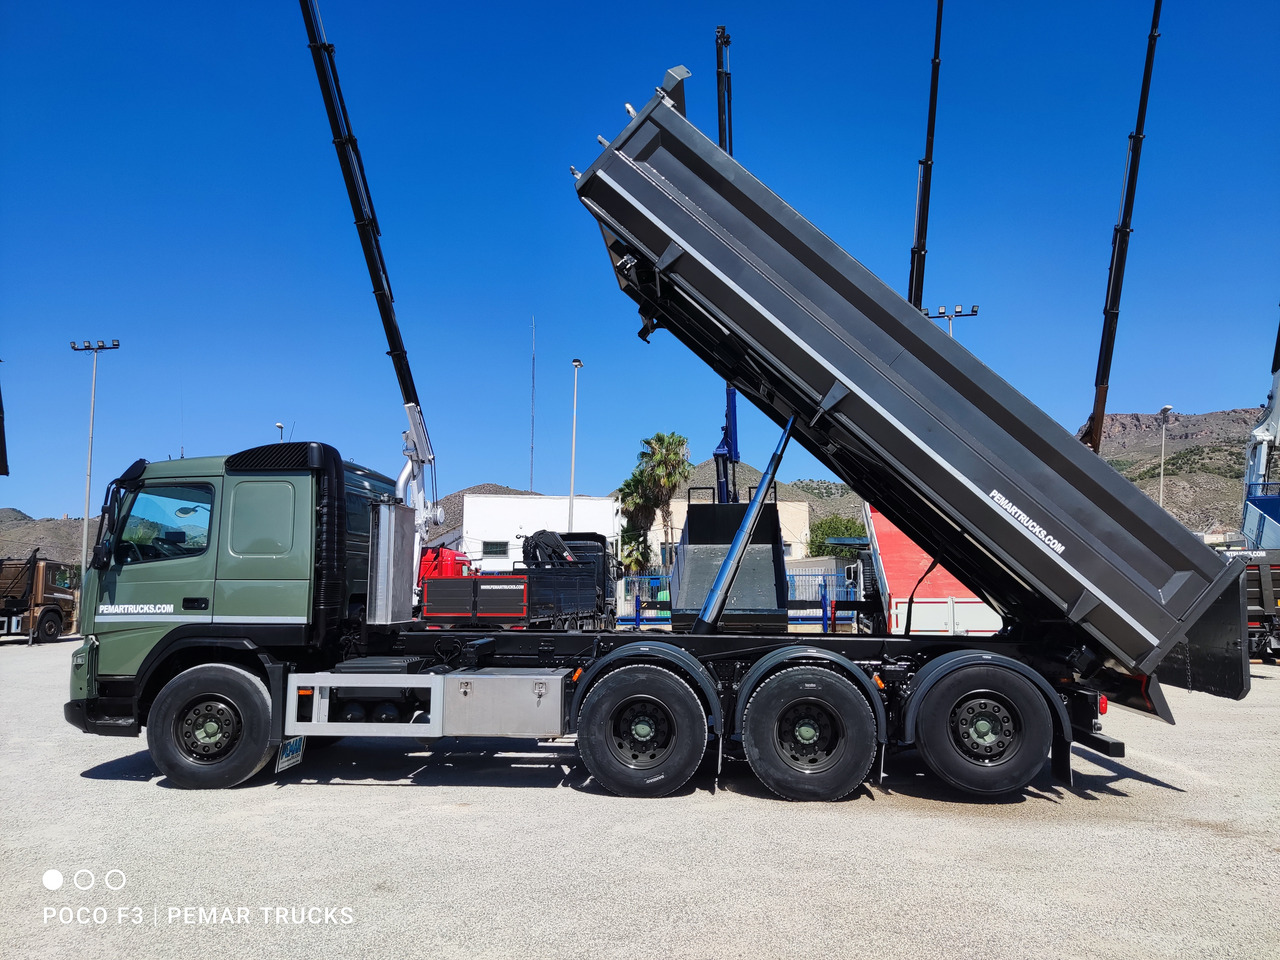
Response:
[481, 541, 508, 559]
[783, 542, 793, 558]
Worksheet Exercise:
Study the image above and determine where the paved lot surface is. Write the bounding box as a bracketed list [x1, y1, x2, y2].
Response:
[2, 638, 1278, 960]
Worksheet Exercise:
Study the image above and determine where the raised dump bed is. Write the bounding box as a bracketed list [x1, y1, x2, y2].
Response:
[575, 68, 1247, 703]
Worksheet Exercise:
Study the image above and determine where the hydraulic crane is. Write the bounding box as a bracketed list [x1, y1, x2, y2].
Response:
[298, 0, 441, 555]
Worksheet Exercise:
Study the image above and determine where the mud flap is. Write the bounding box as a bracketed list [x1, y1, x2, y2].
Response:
[1051, 735, 1073, 787]
[1154, 571, 1249, 701]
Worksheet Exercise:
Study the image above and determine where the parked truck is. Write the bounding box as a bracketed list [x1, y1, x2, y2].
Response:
[65, 19, 1249, 801]
[417, 531, 618, 631]
[2, 549, 76, 643]
[1231, 315, 1280, 659]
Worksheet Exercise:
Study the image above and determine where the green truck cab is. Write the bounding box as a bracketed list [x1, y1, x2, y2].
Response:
[64, 442, 394, 783]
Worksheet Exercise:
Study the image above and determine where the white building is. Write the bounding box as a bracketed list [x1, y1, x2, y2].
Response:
[426, 491, 621, 573]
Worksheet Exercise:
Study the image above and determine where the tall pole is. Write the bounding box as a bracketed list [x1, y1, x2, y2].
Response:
[1081, 0, 1163, 453]
[71, 339, 120, 576]
[82, 350, 98, 575]
[1159, 404, 1172, 508]
[530, 316, 536, 492]
[907, 0, 945, 310]
[568, 359, 583, 531]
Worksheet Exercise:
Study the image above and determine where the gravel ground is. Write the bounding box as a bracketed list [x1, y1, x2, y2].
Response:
[2, 638, 1278, 960]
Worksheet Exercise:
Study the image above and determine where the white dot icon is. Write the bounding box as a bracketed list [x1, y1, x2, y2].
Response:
[43, 870, 64, 891]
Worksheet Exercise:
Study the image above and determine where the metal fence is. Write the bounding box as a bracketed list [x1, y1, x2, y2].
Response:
[620, 573, 858, 628]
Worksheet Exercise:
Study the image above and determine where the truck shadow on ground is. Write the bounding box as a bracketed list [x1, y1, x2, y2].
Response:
[79, 739, 1185, 804]
[278, 737, 594, 792]
[277, 736, 718, 799]
[795, 746, 1188, 806]
[81, 750, 161, 782]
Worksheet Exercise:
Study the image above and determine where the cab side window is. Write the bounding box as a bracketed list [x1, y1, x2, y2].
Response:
[117, 485, 214, 565]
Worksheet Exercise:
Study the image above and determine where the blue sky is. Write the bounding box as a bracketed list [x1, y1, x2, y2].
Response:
[2, 2, 1277, 521]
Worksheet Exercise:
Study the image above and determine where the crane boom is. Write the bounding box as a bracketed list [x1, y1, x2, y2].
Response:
[1080, 0, 1163, 453]
[298, 0, 438, 525]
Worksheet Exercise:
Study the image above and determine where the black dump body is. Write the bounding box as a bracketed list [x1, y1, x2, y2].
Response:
[575, 70, 1248, 702]
[670, 503, 788, 633]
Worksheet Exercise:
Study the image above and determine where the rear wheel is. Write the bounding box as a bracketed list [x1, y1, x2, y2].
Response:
[913, 664, 1052, 796]
[577, 664, 707, 798]
[36, 610, 62, 643]
[743, 666, 877, 801]
[147, 664, 275, 789]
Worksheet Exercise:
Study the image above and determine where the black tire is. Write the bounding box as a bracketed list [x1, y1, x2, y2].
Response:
[743, 666, 877, 801]
[147, 664, 275, 789]
[577, 664, 707, 798]
[36, 610, 62, 643]
[913, 664, 1052, 796]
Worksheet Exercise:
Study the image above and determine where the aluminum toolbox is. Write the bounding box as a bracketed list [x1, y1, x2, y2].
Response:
[441, 668, 571, 738]
[575, 69, 1247, 699]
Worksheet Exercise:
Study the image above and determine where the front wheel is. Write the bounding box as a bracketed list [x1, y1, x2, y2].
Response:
[36, 610, 62, 643]
[147, 664, 275, 789]
[913, 664, 1052, 796]
[743, 666, 877, 801]
[577, 664, 707, 798]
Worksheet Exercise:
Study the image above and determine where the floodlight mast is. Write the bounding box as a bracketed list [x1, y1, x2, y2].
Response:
[298, 0, 438, 536]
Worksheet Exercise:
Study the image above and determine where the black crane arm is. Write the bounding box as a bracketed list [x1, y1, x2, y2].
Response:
[1081, 0, 1163, 453]
[298, 0, 436, 507]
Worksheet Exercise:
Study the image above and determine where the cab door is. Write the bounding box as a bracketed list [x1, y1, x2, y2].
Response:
[94, 480, 221, 677]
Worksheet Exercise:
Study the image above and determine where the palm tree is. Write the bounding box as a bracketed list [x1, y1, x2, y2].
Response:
[637, 432, 693, 563]
[618, 469, 656, 534]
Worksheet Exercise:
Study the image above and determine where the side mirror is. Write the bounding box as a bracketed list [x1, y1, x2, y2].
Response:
[90, 543, 111, 570]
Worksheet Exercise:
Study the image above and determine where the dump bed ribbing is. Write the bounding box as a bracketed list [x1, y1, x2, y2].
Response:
[575, 70, 1247, 701]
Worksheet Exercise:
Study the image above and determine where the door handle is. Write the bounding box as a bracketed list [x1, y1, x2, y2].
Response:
[182, 597, 209, 611]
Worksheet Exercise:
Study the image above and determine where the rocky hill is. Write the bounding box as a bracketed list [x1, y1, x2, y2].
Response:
[1094, 409, 1255, 534]
[0, 508, 84, 565]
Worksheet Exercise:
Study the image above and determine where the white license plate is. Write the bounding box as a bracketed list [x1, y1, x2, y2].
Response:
[275, 736, 305, 773]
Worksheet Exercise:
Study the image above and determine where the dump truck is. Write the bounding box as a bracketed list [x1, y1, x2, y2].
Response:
[2, 550, 76, 643]
[65, 33, 1248, 801]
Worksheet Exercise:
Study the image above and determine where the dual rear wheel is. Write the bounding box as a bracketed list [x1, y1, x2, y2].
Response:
[578, 661, 1052, 800]
[577, 663, 879, 802]
[743, 667, 877, 801]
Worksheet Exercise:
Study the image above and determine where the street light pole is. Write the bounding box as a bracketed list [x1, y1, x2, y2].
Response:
[70, 339, 120, 576]
[922, 304, 979, 338]
[1159, 404, 1173, 508]
[568, 359, 583, 532]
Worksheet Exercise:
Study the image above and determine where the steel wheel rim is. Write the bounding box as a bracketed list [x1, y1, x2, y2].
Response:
[176, 696, 244, 763]
[948, 691, 1018, 765]
[606, 695, 677, 770]
[773, 698, 845, 774]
